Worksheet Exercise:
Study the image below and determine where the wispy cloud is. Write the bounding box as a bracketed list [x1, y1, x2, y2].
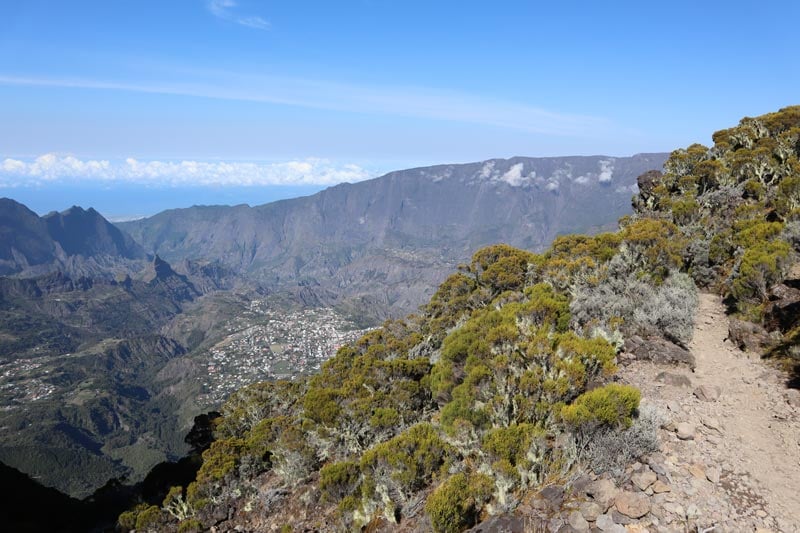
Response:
[207, 0, 269, 30]
[0, 153, 372, 187]
[0, 73, 610, 137]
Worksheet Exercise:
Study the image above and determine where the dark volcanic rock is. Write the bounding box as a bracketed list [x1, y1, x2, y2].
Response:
[728, 318, 774, 352]
[636, 169, 662, 196]
[764, 283, 800, 332]
[624, 335, 696, 369]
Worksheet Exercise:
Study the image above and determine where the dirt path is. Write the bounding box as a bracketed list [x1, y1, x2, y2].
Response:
[689, 293, 800, 530]
[621, 293, 800, 532]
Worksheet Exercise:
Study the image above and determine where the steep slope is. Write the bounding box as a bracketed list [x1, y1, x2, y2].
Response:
[0, 264, 204, 497]
[122, 107, 800, 533]
[120, 154, 667, 316]
[0, 199, 146, 277]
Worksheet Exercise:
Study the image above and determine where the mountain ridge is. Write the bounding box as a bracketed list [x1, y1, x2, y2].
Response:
[120, 153, 668, 317]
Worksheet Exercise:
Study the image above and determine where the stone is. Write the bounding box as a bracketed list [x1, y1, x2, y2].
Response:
[706, 466, 721, 484]
[586, 478, 618, 511]
[646, 455, 669, 478]
[756, 509, 768, 518]
[567, 510, 590, 531]
[694, 385, 721, 402]
[540, 484, 565, 509]
[595, 514, 626, 533]
[652, 480, 671, 493]
[675, 422, 696, 440]
[688, 463, 706, 480]
[625, 525, 650, 533]
[631, 469, 657, 491]
[624, 335, 695, 369]
[764, 284, 800, 331]
[610, 510, 634, 525]
[614, 491, 651, 519]
[785, 389, 800, 408]
[701, 416, 722, 432]
[579, 501, 602, 522]
[547, 517, 565, 532]
[663, 502, 685, 518]
[655, 371, 692, 388]
[571, 474, 593, 494]
[637, 170, 662, 197]
[728, 318, 773, 352]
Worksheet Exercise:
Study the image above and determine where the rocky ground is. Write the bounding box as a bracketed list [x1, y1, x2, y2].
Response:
[477, 293, 800, 533]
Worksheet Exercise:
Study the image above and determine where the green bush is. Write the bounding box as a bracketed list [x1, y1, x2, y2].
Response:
[731, 241, 791, 302]
[134, 505, 163, 532]
[319, 460, 361, 503]
[360, 423, 454, 497]
[426, 473, 494, 533]
[561, 384, 641, 429]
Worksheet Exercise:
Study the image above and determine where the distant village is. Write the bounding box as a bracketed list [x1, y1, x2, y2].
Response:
[199, 300, 372, 404]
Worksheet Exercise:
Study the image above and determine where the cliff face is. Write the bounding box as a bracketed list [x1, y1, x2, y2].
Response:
[120, 154, 668, 316]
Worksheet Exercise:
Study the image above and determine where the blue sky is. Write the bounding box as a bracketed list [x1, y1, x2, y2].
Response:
[0, 0, 798, 217]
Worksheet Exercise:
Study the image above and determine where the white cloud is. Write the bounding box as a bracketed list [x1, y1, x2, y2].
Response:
[573, 174, 590, 185]
[498, 163, 525, 186]
[545, 180, 559, 191]
[598, 159, 615, 183]
[0, 154, 372, 187]
[207, 0, 269, 30]
[478, 161, 496, 179]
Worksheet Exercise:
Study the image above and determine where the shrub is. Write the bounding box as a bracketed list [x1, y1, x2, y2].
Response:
[195, 438, 245, 483]
[178, 519, 204, 533]
[360, 423, 454, 499]
[561, 384, 641, 429]
[570, 258, 698, 346]
[731, 241, 792, 302]
[134, 505, 163, 532]
[320, 460, 361, 503]
[578, 404, 664, 479]
[425, 473, 494, 533]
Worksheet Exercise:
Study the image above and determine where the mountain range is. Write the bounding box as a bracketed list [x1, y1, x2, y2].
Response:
[120, 154, 667, 317]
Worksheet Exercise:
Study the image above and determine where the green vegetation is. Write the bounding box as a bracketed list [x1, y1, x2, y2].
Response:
[132, 107, 800, 531]
[561, 384, 641, 429]
[425, 472, 494, 533]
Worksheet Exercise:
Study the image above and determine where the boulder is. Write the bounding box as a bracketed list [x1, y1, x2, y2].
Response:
[728, 318, 773, 352]
[636, 170, 662, 197]
[539, 484, 565, 509]
[630, 468, 657, 491]
[595, 514, 625, 533]
[585, 479, 618, 511]
[567, 510, 590, 531]
[624, 336, 695, 369]
[614, 491, 651, 519]
[764, 284, 800, 332]
[694, 384, 721, 402]
[579, 501, 602, 522]
[655, 371, 692, 388]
